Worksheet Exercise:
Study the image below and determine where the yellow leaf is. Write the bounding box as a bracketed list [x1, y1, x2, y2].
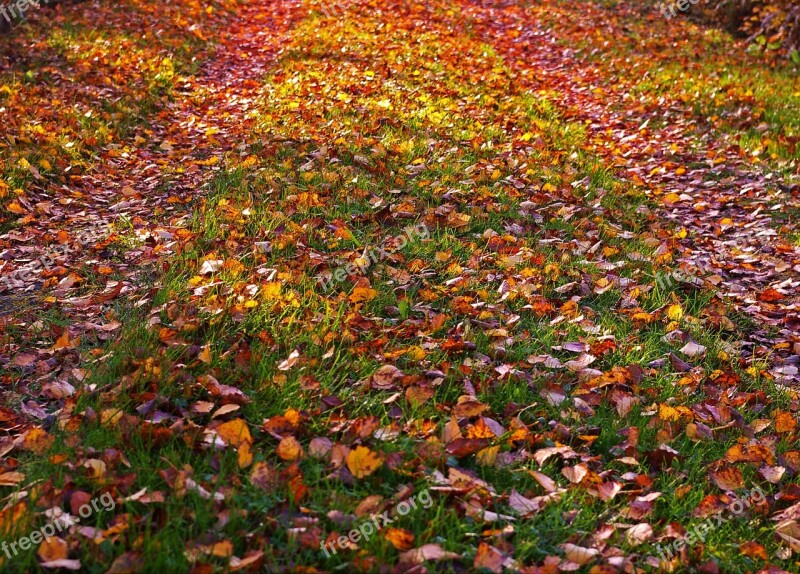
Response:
[23, 428, 53, 455]
[216, 418, 252, 448]
[349, 287, 377, 303]
[658, 404, 692, 422]
[6, 202, 26, 215]
[405, 346, 426, 360]
[346, 445, 383, 478]
[195, 156, 219, 166]
[198, 345, 212, 364]
[237, 442, 253, 468]
[476, 445, 500, 466]
[262, 282, 282, 301]
[666, 304, 683, 321]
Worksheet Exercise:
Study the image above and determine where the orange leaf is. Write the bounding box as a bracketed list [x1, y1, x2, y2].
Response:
[775, 410, 797, 433]
[385, 527, 415, 550]
[276, 436, 303, 461]
[739, 541, 768, 560]
[758, 288, 785, 303]
[37, 537, 68, 562]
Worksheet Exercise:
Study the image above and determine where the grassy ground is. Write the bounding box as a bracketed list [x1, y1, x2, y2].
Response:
[2, 0, 799, 572]
[0, 0, 222, 231]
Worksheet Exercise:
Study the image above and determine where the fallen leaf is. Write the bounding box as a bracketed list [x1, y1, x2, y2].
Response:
[346, 445, 383, 478]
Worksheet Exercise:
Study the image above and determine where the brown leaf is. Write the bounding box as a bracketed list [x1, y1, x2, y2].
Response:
[453, 400, 489, 418]
[445, 438, 490, 458]
[0, 471, 25, 486]
[561, 543, 598, 565]
[562, 463, 588, 484]
[370, 364, 405, 390]
[625, 522, 653, 546]
[709, 465, 745, 491]
[399, 543, 459, 564]
[528, 470, 557, 493]
[250, 461, 278, 491]
[509, 489, 540, 516]
[105, 551, 144, 574]
[473, 542, 504, 573]
[199, 374, 250, 405]
[776, 520, 800, 554]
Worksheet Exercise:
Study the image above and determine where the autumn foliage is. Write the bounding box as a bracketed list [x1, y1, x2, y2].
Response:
[1, 0, 800, 572]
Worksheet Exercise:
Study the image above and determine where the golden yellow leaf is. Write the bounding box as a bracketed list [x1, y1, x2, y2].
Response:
[216, 419, 252, 448]
[666, 304, 683, 321]
[198, 345, 212, 364]
[235, 440, 252, 468]
[346, 445, 383, 478]
[6, 202, 26, 214]
[23, 428, 54, 455]
[349, 287, 377, 303]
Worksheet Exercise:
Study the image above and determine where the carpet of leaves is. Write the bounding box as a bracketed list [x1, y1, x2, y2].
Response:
[1, 0, 800, 572]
